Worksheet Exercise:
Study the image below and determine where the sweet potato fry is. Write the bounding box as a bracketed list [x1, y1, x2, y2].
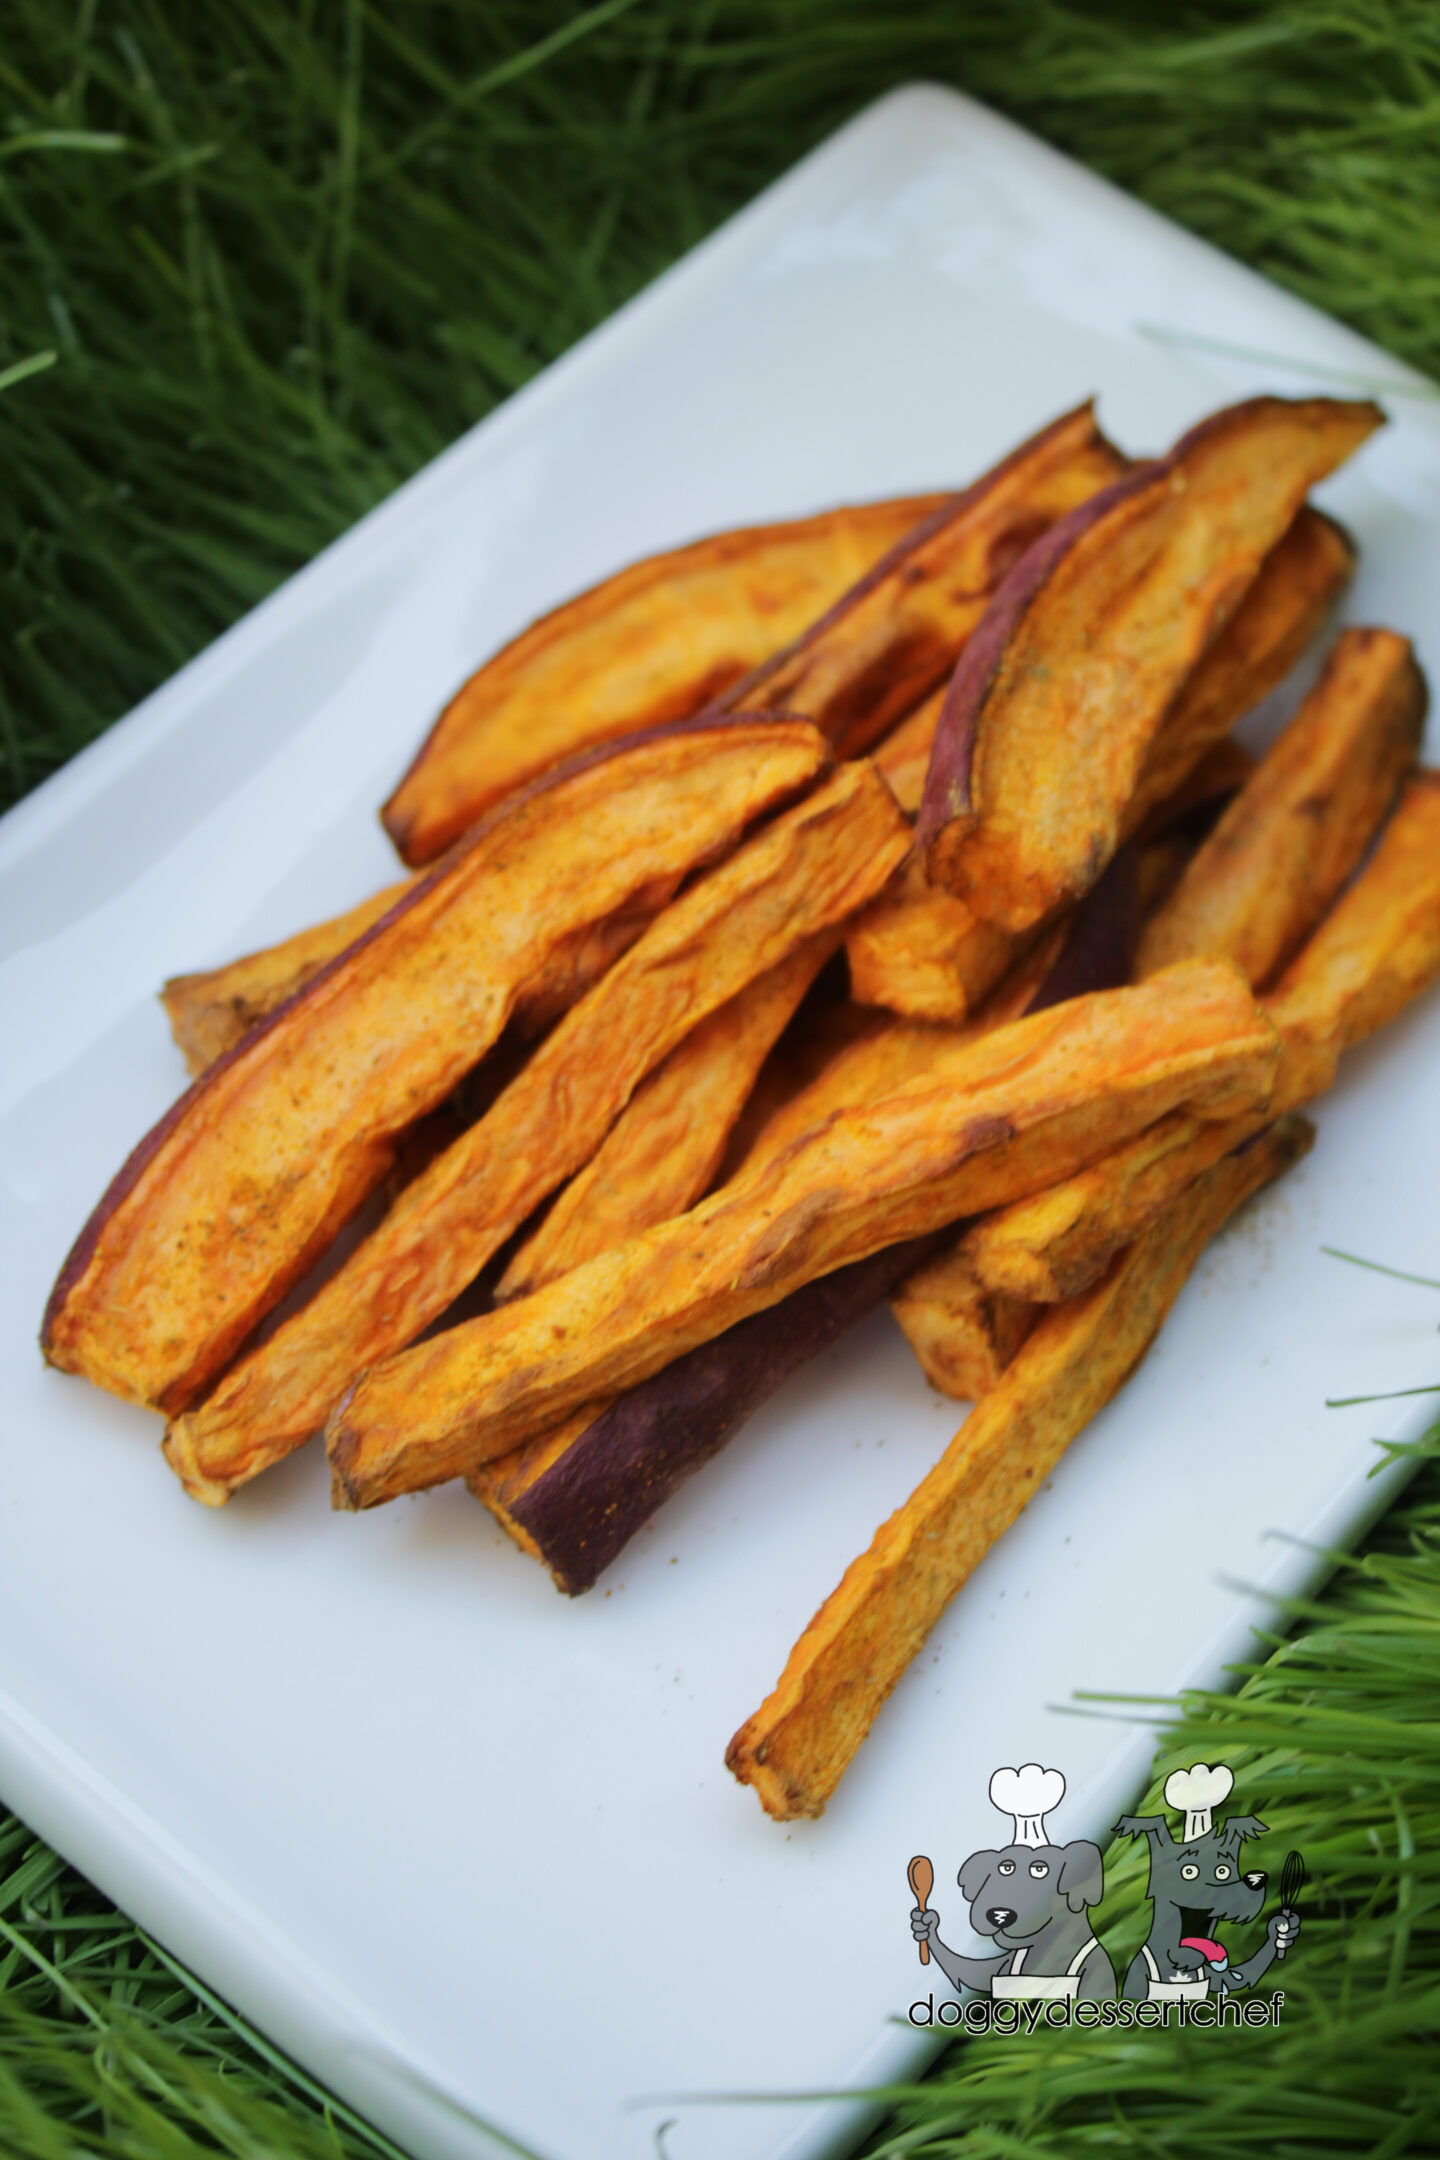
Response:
[44, 715, 828, 1415]
[161, 872, 675, 1075]
[1122, 505, 1354, 834]
[715, 996, 884, 1184]
[725, 404, 1127, 759]
[887, 1247, 1034, 1401]
[726, 1113, 1314, 1820]
[740, 928, 1069, 1176]
[873, 499, 1334, 829]
[1137, 628, 1425, 987]
[495, 934, 836, 1301]
[919, 398, 1381, 929]
[1266, 768, 1440, 1108]
[162, 878, 414, 1074]
[959, 1104, 1264, 1303]
[845, 855, 1020, 1024]
[381, 492, 947, 866]
[851, 507, 1335, 1030]
[162, 762, 909, 1501]
[962, 767, 1440, 1304]
[471, 1235, 942, 1595]
[325, 959, 1278, 1509]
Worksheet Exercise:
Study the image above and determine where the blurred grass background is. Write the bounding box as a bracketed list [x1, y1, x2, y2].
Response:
[2, 2, 1437, 2154]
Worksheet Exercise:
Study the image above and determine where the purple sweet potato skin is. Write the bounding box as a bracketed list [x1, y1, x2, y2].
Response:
[508, 1232, 943, 1594]
[915, 461, 1159, 849]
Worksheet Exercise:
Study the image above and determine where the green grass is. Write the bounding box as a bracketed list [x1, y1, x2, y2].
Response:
[3, 3, 1439, 2155]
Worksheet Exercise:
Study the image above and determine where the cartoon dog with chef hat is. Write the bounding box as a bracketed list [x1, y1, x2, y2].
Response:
[1116, 1762, 1301, 2001]
[910, 1765, 1116, 2000]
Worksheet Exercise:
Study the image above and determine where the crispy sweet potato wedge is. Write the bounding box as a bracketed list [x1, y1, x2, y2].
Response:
[918, 398, 1381, 929]
[162, 879, 414, 1074]
[44, 715, 829, 1415]
[873, 504, 1340, 828]
[162, 873, 676, 1075]
[1266, 768, 1440, 1108]
[1122, 505, 1354, 835]
[495, 933, 836, 1301]
[471, 1234, 943, 1596]
[962, 766, 1440, 1304]
[1137, 628, 1425, 987]
[326, 959, 1278, 1508]
[850, 508, 1337, 1032]
[845, 855, 1021, 1025]
[162, 762, 909, 1501]
[847, 817, 1163, 1032]
[381, 493, 948, 866]
[739, 928, 1070, 1176]
[725, 404, 1127, 759]
[726, 1113, 1314, 1820]
[959, 1102, 1264, 1303]
[715, 996, 885, 1185]
[887, 1247, 1035, 1401]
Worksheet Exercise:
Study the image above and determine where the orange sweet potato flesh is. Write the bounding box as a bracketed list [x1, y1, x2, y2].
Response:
[1122, 505, 1354, 835]
[325, 958, 1279, 1508]
[713, 997, 885, 1187]
[726, 1112, 1314, 1820]
[737, 928, 1069, 1176]
[43, 716, 829, 1415]
[381, 493, 947, 867]
[958, 630, 1416, 1296]
[874, 509, 1342, 827]
[1137, 628, 1425, 987]
[725, 403, 1127, 759]
[844, 760, 1242, 1030]
[495, 933, 836, 1301]
[1265, 768, 1440, 1108]
[919, 399, 1381, 929]
[959, 1102, 1266, 1303]
[849, 509, 1344, 1029]
[162, 879, 414, 1074]
[161, 874, 671, 1075]
[162, 761, 909, 1501]
[845, 855, 1021, 1025]
[887, 1246, 1035, 1401]
[963, 766, 1440, 1304]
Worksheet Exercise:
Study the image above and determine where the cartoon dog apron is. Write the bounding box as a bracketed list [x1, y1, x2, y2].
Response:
[1137, 1943, 1212, 2005]
[991, 1936, 1103, 2002]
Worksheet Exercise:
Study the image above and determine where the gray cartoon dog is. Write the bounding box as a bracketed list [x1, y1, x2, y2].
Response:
[1116, 1762, 1300, 2002]
[911, 1766, 1116, 2001]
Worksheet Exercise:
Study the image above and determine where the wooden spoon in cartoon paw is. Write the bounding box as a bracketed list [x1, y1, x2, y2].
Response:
[908, 1854, 934, 1965]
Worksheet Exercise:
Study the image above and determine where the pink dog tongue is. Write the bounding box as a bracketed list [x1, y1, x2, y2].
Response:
[1180, 1935, 1227, 1963]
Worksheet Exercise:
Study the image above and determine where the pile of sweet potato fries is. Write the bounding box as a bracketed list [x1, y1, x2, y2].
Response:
[42, 393, 1440, 1820]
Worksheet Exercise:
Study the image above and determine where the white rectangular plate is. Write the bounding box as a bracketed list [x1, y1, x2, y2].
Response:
[2, 83, 1438, 2160]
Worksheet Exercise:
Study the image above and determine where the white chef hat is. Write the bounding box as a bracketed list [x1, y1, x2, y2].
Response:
[989, 1764, 1066, 1849]
[1164, 1762, 1234, 1841]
